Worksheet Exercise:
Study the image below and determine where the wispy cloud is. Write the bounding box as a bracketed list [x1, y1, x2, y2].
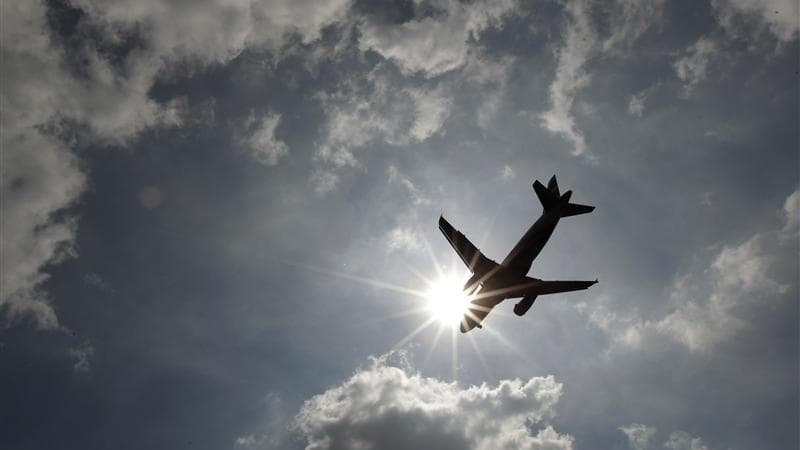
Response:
[620, 423, 657, 450]
[674, 37, 718, 95]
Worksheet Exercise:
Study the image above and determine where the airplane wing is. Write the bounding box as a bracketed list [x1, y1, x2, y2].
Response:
[438, 216, 498, 275]
[461, 296, 503, 332]
[524, 278, 597, 296]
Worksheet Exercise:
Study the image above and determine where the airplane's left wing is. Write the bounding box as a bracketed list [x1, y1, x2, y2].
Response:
[439, 216, 498, 275]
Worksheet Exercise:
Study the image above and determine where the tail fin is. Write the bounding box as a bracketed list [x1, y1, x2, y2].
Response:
[547, 175, 560, 196]
[533, 180, 558, 210]
[533, 175, 594, 217]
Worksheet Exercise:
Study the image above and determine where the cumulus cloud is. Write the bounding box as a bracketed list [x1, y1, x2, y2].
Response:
[664, 431, 711, 450]
[243, 112, 289, 166]
[295, 354, 573, 450]
[358, 0, 516, 77]
[673, 37, 718, 95]
[586, 190, 798, 351]
[619, 423, 657, 450]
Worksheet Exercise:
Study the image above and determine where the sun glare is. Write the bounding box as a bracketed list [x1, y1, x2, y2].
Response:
[425, 275, 472, 327]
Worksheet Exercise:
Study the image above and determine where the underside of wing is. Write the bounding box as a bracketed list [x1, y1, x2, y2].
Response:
[524, 278, 598, 296]
[439, 216, 497, 275]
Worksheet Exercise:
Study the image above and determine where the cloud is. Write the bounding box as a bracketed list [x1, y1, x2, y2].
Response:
[68, 341, 95, 373]
[358, 0, 516, 77]
[501, 164, 516, 181]
[388, 166, 431, 206]
[0, 0, 352, 328]
[664, 431, 711, 450]
[310, 170, 340, 196]
[587, 190, 798, 352]
[243, 112, 289, 166]
[628, 90, 649, 117]
[602, 0, 666, 53]
[295, 354, 573, 450]
[619, 423, 657, 450]
[540, 0, 664, 155]
[713, 0, 799, 44]
[313, 70, 454, 193]
[408, 87, 453, 141]
[781, 189, 799, 234]
[538, 1, 594, 156]
[386, 227, 424, 253]
[673, 37, 717, 95]
[83, 272, 115, 295]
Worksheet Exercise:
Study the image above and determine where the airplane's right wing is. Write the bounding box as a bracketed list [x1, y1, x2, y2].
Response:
[438, 216, 497, 275]
[525, 278, 598, 295]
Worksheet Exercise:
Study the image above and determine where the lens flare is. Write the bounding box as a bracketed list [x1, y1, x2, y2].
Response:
[425, 275, 471, 327]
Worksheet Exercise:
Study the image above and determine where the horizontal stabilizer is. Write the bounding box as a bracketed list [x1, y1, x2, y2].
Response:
[561, 202, 595, 217]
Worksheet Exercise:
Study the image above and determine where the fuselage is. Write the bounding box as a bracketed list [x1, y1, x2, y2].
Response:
[468, 210, 561, 308]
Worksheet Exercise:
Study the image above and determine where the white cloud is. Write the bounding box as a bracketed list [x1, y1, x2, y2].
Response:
[358, 0, 516, 77]
[386, 227, 424, 253]
[781, 189, 800, 234]
[619, 423, 657, 450]
[673, 37, 717, 95]
[243, 112, 289, 166]
[313, 70, 456, 194]
[539, 1, 593, 156]
[388, 166, 431, 206]
[310, 170, 340, 196]
[540, 0, 664, 155]
[409, 87, 453, 141]
[602, 0, 666, 53]
[587, 190, 798, 352]
[68, 341, 95, 373]
[501, 164, 516, 181]
[295, 354, 573, 450]
[628, 90, 649, 117]
[713, 0, 799, 44]
[664, 431, 711, 450]
[0, 0, 351, 328]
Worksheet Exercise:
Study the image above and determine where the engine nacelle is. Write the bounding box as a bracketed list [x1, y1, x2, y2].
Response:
[513, 295, 537, 316]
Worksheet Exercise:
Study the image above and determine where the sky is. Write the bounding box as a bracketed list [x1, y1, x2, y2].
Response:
[1, 0, 798, 449]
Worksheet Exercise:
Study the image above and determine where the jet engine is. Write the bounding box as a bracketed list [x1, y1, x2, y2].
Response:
[513, 294, 537, 316]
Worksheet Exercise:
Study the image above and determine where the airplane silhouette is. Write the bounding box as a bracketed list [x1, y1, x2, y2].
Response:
[439, 175, 597, 332]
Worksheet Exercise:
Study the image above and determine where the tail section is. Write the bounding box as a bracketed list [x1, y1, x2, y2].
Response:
[533, 175, 595, 217]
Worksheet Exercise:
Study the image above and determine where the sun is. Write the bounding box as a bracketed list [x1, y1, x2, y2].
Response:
[425, 275, 472, 327]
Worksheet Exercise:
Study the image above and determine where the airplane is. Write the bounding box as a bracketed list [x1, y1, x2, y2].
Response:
[439, 175, 597, 333]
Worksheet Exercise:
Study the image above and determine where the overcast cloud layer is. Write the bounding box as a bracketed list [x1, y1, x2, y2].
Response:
[1, 1, 797, 449]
